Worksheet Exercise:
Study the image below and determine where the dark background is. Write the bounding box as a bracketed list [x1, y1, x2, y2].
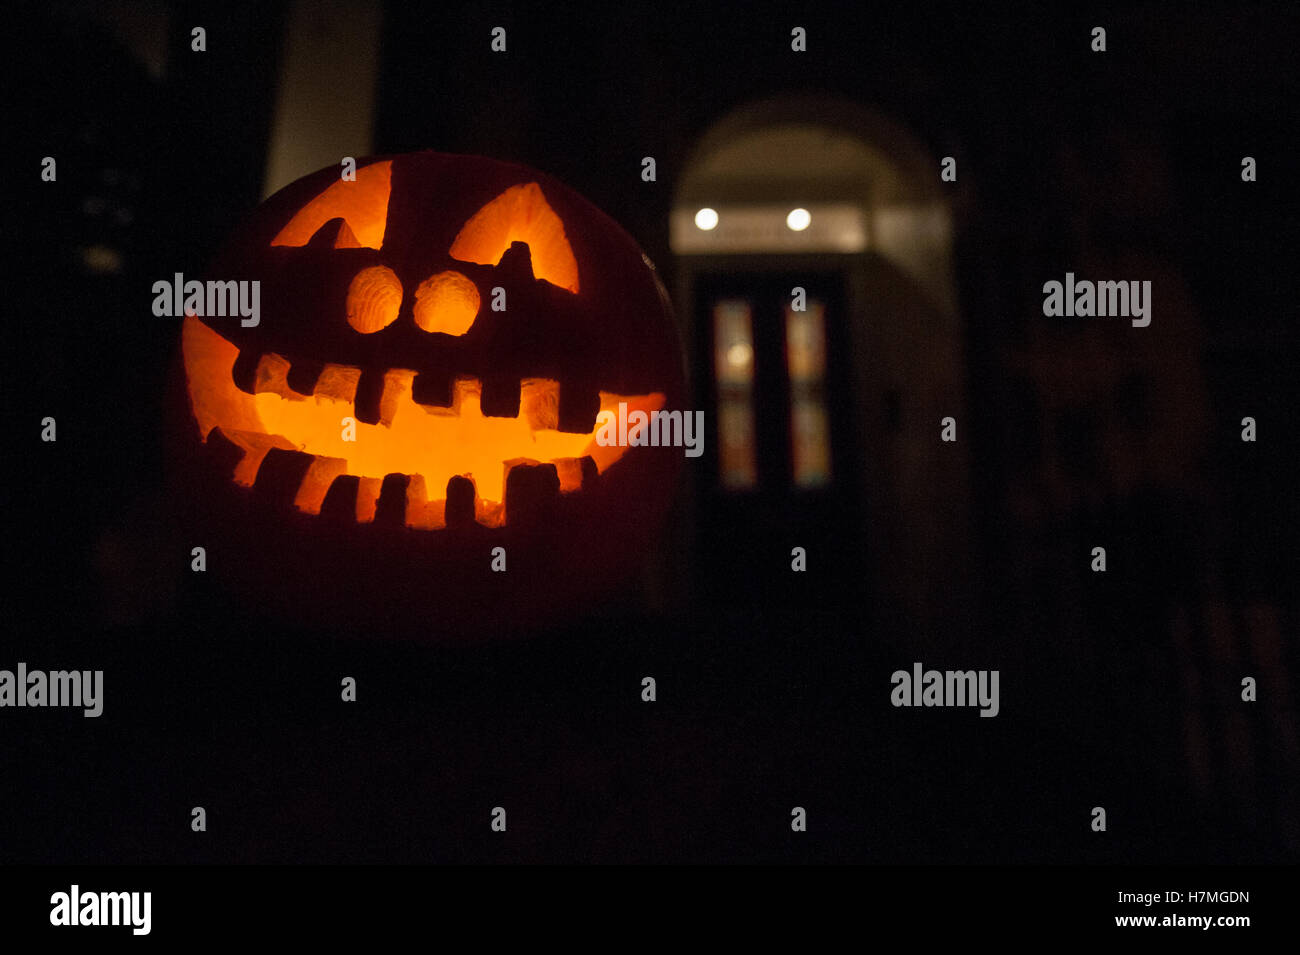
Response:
[7, 1, 1298, 863]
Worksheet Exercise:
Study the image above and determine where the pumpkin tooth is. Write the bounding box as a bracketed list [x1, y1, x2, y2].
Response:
[292, 455, 348, 515]
[480, 375, 522, 418]
[253, 353, 294, 396]
[402, 474, 445, 530]
[311, 363, 362, 402]
[251, 447, 314, 508]
[554, 455, 598, 493]
[352, 367, 386, 425]
[411, 368, 455, 409]
[354, 477, 383, 522]
[557, 381, 601, 434]
[444, 474, 477, 529]
[377, 368, 417, 426]
[503, 460, 561, 529]
[373, 473, 410, 528]
[519, 378, 560, 430]
[319, 474, 361, 523]
[286, 357, 326, 397]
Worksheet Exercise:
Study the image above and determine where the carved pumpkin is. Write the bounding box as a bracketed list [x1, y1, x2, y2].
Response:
[169, 152, 684, 637]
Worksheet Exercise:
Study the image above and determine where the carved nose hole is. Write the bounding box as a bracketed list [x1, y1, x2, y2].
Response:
[413, 270, 480, 336]
[346, 265, 402, 333]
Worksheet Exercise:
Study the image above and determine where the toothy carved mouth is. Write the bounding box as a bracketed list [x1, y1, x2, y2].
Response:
[182, 316, 665, 529]
[229, 335, 606, 432]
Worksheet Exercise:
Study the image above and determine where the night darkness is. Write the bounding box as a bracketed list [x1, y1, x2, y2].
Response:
[8, 0, 1299, 897]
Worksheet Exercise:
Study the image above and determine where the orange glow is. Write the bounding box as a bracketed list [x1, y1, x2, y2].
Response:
[450, 183, 580, 293]
[270, 161, 393, 249]
[413, 270, 480, 335]
[182, 317, 664, 528]
[347, 265, 403, 333]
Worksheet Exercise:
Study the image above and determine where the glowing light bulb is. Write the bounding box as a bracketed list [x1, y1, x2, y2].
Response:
[786, 208, 811, 231]
[695, 208, 719, 231]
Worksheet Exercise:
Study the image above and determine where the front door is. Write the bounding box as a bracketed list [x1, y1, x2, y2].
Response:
[692, 269, 864, 608]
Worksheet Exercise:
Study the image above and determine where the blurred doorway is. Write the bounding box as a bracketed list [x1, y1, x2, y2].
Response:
[672, 96, 967, 634]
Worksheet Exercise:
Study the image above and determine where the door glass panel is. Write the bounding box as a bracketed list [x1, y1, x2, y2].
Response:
[713, 300, 758, 489]
[785, 301, 831, 488]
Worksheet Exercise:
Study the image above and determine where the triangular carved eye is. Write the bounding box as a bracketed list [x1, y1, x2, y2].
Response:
[271, 161, 393, 249]
[450, 182, 579, 293]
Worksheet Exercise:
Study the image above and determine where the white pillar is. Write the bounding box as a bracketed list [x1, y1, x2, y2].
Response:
[261, 0, 382, 198]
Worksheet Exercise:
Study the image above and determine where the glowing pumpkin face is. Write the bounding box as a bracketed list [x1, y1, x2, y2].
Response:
[173, 152, 684, 636]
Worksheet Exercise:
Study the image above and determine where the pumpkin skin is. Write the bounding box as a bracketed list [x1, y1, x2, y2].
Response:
[168, 152, 685, 639]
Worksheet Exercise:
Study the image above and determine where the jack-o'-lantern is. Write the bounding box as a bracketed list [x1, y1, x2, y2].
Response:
[168, 152, 684, 637]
